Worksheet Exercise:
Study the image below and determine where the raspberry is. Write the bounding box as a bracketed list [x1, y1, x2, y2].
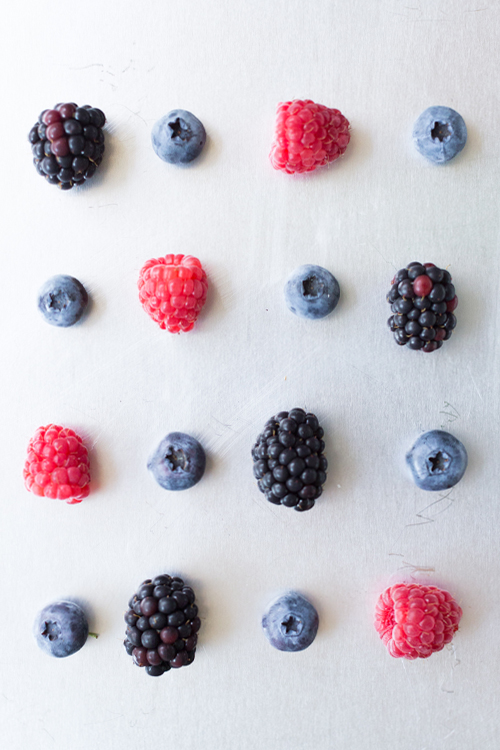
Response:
[374, 583, 462, 659]
[138, 254, 208, 333]
[28, 103, 106, 190]
[23, 425, 90, 504]
[269, 99, 350, 174]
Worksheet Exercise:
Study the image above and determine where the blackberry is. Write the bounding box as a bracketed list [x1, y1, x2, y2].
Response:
[123, 574, 200, 676]
[386, 263, 457, 352]
[251, 408, 327, 512]
[29, 103, 106, 190]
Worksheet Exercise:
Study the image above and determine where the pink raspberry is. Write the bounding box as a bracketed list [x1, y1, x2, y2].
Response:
[374, 583, 462, 659]
[269, 99, 350, 174]
[138, 254, 208, 334]
[23, 425, 90, 504]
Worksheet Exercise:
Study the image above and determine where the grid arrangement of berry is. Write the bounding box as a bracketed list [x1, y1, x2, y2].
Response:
[29, 103, 105, 190]
[252, 409, 327, 512]
[124, 574, 200, 677]
[374, 583, 462, 659]
[387, 262, 458, 352]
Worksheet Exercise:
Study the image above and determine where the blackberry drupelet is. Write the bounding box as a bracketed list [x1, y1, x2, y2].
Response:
[251, 408, 327, 512]
[386, 262, 457, 352]
[29, 103, 106, 190]
[123, 574, 200, 676]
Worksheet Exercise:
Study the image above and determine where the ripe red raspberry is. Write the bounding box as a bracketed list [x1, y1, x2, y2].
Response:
[23, 425, 90, 504]
[138, 254, 208, 333]
[269, 99, 350, 174]
[374, 583, 462, 659]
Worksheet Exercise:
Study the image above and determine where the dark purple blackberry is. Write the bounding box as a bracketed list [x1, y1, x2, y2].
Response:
[123, 574, 200, 676]
[386, 263, 458, 352]
[28, 103, 106, 190]
[251, 408, 327, 512]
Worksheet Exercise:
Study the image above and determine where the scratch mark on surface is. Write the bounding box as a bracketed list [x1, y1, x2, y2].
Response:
[68, 63, 104, 69]
[439, 401, 460, 426]
[466, 365, 484, 402]
[118, 104, 148, 126]
[41, 727, 56, 742]
[406, 489, 455, 527]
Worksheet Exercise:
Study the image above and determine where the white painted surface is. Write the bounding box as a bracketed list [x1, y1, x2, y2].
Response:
[1, 1, 500, 748]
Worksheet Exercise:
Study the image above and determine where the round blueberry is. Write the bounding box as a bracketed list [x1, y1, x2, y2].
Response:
[412, 106, 467, 164]
[406, 429, 468, 491]
[37, 275, 89, 327]
[262, 592, 319, 652]
[284, 264, 340, 320]
[148, 432, 206, 490]
[151, 110, 206, 165]
[34, 601, 89, 658]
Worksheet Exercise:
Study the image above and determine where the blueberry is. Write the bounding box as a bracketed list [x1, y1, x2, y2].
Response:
[148, 432, 206, 490]
[262, 592, 319, 652]
[151, 110, 206, 165]
[37, 275, 88, 327]
[406, 429, 468, 491]
[284, 264, 340, 320]
[34, 601, 89, 658]
[412, 106, 467, 164]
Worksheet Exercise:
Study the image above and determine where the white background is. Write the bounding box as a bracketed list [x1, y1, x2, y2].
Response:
[1, 1, 500, 748]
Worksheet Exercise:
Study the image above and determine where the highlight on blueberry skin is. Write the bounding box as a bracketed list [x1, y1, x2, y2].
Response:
[412, 106, 467, 164]
[151, 110, 206, 165]
[284, 264, 340, 320]
[262, 592, 319, 652]
[406, 429, 468, 491]
[34, 601, 89, 658]
[148, 432, 206, 490]
[37, 274, 89, 327]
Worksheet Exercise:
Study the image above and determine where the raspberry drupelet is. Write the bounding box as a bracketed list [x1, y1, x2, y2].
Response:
[270, 99, 350, 174]
[374, 583, 462, 659]
[138, 254, 208, 333]
[23, 425, 90, 504]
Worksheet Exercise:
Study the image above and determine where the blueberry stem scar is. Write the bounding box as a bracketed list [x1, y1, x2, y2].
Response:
[428, 451, 449, 473]
[281, 616, 302, 635]
[431, 121, 451, 142]
[169, 118, 188, 140]
[165, 447, 187, 471]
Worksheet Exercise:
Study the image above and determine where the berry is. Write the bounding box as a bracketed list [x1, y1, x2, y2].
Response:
[412, 106, 467, 164]
[29, 103, 106, 189]
[151, 110, 206, 165]
[23, 424, 90, 503]
[34, 601, 89, 658]
[387, 263, 457, 351]
[262, 592, 319, 652]
[269, 99, 350, 174]
[284, 265, 340, 320]
[138, 254, 208, 333]
[148, 432, 206, 490]
[251, 408, 327, 512]
[124, 575, 199, 676]
[375, 583, 462, 659]
[37, 275, 89, 327]
[406, 429, 468, 491]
